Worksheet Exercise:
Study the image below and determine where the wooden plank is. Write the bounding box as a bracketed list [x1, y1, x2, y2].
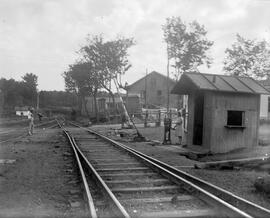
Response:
[101, 172, 157, 177]
[91, 158, 134, 162]
[105, 178, 168, 184]
[195, 156, 270, 169]
[111, 185, 180, 193]
[121, 195, 195, 204]
[93, 162, 141, 167]
[96, 167, 149, 172]
[141, 209, 217, 218]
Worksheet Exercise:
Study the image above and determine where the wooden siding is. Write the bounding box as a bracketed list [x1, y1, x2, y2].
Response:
[187, 91, 260, 153]
[187, 92, 195, 147]
[207, 92, 259, 153]
[128, 73, 179, 108]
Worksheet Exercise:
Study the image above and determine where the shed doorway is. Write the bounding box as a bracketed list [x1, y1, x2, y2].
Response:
[193, 93, 204, 145]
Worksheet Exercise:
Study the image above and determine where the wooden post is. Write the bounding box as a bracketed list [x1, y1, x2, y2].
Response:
[144, 110, 148, 127]
[156, 110, 161, 127]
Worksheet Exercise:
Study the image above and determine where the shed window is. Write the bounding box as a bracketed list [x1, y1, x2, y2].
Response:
[227, 110, 244, 126]
[157, 90, 162, 96]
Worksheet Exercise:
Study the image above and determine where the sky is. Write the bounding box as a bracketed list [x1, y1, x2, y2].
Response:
[0, 0, 270, 91]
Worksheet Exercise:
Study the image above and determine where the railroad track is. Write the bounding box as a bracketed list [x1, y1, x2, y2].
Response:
[0, 119, 58, 144]
[58, 120, 270, 218]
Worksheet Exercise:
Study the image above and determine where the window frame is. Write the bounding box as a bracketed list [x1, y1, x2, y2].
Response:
[225, 110, 246, 129]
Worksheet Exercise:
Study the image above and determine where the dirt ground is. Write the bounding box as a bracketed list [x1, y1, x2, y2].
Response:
[0, 127, 87, 218]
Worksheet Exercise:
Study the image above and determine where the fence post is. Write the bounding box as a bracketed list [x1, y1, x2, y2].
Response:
[144, 110, 148, 127]
[156, 110, 161, 127]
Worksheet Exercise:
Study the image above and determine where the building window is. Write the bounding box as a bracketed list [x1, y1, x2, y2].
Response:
[227, 110, 245, 126]
[157, 90, 162, 96]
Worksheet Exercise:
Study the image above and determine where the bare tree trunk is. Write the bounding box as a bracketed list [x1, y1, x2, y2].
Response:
[113, 78, 132, 126]
[82, 96, 90, 120]
[93, 89, 99, 122]
[78, 95, 82, 114]
[103, 85, 116, 115]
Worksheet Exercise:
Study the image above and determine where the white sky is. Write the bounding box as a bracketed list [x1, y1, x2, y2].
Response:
[0, 0, 270, 91]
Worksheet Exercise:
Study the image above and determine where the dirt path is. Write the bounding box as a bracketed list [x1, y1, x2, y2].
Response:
[0, 128, 87, 218]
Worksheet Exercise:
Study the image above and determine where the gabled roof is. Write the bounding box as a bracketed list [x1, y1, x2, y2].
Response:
[171, 72, 270, 95]
[127, 71, 175, 89]
[257, 77, 270, 91]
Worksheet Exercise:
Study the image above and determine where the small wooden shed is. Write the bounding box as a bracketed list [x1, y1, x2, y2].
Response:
[171, 72, 269, 153]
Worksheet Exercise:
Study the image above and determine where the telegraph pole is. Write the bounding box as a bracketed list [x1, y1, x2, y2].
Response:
[145, 68, 148, 108]
[166, 44, 170, 113]
[36, 90, 40, 110]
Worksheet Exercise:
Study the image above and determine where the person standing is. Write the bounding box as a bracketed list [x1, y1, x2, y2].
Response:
[174, 110, 184, 145]
[28, 109, 34, 135]
[163, 115, 172, 144]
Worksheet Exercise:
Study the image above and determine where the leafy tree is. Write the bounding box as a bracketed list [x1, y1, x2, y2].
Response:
[162, 17, 213, 80]
[63, 62, 100, 119]
[39, 91, 77, 108]
[224, 34, 270, 79]
[0, 78, 22, 108]
[80, 35, 135, 107]
[21, 73, 38, 106]
[0, 73, 38, 111]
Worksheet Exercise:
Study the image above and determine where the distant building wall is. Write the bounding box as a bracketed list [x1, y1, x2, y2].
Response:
[260, 95, 270, 119]
[82, 95, 141, 117]
[16, 110, 29, 116]
[127, 71, 180, 108]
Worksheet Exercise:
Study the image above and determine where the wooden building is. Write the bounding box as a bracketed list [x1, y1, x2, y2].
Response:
[258, 77, 270, 119]
[15, 106, 29, 116]
[127, 71, 180, 109]
[82, 94, 141, 118]
[172, 72, 269, 153]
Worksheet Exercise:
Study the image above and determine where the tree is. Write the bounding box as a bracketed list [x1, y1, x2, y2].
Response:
[63, 62, 100, 119]
[0, 73, 38, 110]
[21, 73, 38, 106]
[79, 35, 135, 112]
[0, 78, 22, 108]
[224, 34, 270, 79]
[162, 17, 213, 80]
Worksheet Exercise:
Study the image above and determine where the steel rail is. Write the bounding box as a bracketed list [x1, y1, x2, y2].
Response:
[80, 123, 270, 218]
[122, 144, 270, 218]
[63, 129, 97, 218]
[0, 119, 58, 144]
[59, 121, 130, 218]
[71, 136, 130, 218]
[68, 121, 253, 218]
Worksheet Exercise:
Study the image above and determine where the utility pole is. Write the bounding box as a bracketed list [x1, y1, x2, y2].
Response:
[36, 90, 40, 111]
[145, 68, 148, 108]
[166, 44, 170, 113]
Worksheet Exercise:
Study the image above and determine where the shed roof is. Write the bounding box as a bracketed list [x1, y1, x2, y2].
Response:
[171, 72, 270, 95]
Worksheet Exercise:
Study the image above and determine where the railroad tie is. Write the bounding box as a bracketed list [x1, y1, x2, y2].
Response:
[111, 185, 180, 193]
[140, 209, 217, 218]
[121, 195, 196, 204]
